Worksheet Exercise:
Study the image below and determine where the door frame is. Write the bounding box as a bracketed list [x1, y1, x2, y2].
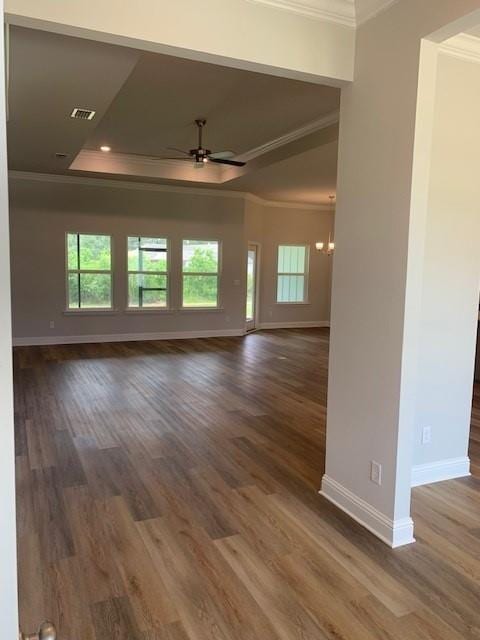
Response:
[246, 241, 261, 332]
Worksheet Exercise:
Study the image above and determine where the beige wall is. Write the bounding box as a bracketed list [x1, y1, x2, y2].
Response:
[413, 52, 480, 476]
[9, 176, 333, 343]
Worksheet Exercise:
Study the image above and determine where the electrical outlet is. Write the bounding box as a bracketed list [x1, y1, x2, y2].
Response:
[225, 315, 231, 323]
[422, 426, 432, 445]
[370, 460, 382, 485]
[49, 320, 55, 329]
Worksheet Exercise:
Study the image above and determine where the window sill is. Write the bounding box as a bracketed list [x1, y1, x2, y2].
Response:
[275, 302, 310, 306]
[63, 309, 119, 316]
[124, 308, 174, 315]
[179, 307, 224, 313]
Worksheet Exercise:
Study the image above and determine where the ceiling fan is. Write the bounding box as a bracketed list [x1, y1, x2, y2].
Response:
[164, 119, 246, 168]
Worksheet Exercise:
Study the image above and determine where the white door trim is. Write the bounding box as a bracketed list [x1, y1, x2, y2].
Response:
[246, 241, 261, 332]
[0, 9, 19, 637]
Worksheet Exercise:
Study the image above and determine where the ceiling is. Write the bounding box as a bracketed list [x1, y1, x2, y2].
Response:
[7, 25, 341, 205]
[466, 25, 480, 39]
[231, 141, 338, 204]
[84, 52, 339, 159]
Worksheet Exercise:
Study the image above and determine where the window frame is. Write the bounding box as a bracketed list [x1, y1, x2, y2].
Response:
[275, 243, 310, 305]
[65, 232, 114, 312]
[126, 236, 170, 311]
[181, 238, 222, 310]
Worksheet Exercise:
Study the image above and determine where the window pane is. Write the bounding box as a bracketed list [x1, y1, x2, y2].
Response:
[68, 272, 79, 308]
[79, 273, 112, 308]
[128, 274, 167, 308]
[67, 234, 78, 270]
[183, 275, 218, 307]
[277, 275, 305, 303]
[128, 237, 167, 272]
[278, 245, 306, 274]
[79, 234, 111, 270]
[183, 240, 218, 273]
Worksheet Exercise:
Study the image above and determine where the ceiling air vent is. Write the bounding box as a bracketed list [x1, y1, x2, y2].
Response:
[70, 107, 96, 121]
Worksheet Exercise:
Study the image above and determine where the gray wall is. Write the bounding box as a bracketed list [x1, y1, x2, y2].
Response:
[9, 176, 333, 343]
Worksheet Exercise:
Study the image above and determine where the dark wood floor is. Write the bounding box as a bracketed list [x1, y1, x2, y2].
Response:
[14, 329, 480, 639]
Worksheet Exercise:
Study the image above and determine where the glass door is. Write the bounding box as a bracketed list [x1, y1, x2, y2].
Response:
[246, 244, 258, 331]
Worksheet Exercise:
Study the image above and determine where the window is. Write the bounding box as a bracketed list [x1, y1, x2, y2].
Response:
[127, 237, 168, 308]
[276, 244, 308, 303]
[182, 240, 220, 308]
[67, 233, 112, 309]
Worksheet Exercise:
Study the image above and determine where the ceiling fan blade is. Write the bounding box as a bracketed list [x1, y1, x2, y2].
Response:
[166, 146, 190, 156]
[209, 150, 235, 160]
[161, 156, 194, 161]
[208, 157, 246, 167]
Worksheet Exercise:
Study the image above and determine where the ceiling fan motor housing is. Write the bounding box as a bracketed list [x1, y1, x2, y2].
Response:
[165, 118, 245, 167]
[190, 148, 211, 163]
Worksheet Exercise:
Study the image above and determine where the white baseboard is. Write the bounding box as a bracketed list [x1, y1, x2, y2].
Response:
[12, 328, 246, 347]
[411, 456, 470, 487]
[13, 323, 330, 346]
[258, 320, 330, 329]
[320, 475, 415, 548]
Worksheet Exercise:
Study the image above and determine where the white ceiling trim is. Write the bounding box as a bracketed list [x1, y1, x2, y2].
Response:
[355, 0, 399, 25]
[238, 109, 339, 162]
[245, 0, 400, 26]
[8, 170, 335, 212]
[246, 0, 355, 27]
[439, 33, 480, 65]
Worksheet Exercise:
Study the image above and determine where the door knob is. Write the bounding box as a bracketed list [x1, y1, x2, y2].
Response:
[20, 621, 57, 640]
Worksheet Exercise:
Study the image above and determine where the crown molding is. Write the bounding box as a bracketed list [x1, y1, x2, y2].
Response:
[8, 170, 334, 212]
[238, 110, 339, 162]
[355, 0, 399, 25]
[439, 33, 480, 65]
[245, 0, 401, 26]
[245, 0, 355, 26]
[244, 191, 333, 210]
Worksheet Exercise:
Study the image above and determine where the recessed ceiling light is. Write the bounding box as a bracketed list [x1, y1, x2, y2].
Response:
[100, 145, 111, 152]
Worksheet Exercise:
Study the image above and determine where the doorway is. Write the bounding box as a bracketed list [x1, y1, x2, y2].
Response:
[246, 243, 259, 331]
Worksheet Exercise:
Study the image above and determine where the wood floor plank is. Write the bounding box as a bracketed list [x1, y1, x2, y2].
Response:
[215, 534, 330, 640]
[64, 485, 124, 604]
[98, 496, 179, 632]
[91, 597, 142, 640]
[99, 446, 162, 521]
[53, 429, 87, 488]
[137, 517, 234, 640]
[17, 532, 46, 633]
[45, 555, 97, 640]
[141, 622, 192, 640]
[31, 466, 75, 564]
